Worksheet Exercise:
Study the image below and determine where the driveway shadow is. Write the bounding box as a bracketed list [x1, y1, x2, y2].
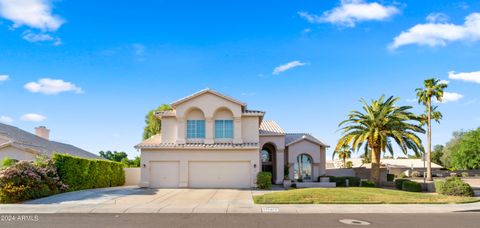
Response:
[25, 186, 158, 205]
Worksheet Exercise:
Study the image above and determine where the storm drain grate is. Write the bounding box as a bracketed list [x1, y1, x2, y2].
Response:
[339, 219, 371, 226]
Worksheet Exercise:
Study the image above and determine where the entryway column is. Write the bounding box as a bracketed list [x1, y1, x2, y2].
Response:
[276, 149, 285, 184]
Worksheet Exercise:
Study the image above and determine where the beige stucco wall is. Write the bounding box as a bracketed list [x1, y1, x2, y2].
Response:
[140, 148, 260, 188]
[160, 92, 260, 145]
[0, 146, 37, 161]
[124, 168, 141, 186]
[287, 140, 326, 180]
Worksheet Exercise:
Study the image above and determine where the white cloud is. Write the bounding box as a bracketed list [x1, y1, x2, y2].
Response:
[437, 92, 463, 103]
[24, 78, 83, 95]
[299, 0, 399, 27]
[439, 79, 450, 84]
[0, 0, 64, 31]
[272, 61, 307, 75]
[0, 75, 9, 81]
[406, 98, 417, 103]
[448, 71, 480, 84]
[132, 43, 145, 56]
[22, 30, 61, 45]
[390, 13, 480, 49]
[426, 13, 449, 23]
[21, 113, 46, 122]
[0, 116, 13, 123]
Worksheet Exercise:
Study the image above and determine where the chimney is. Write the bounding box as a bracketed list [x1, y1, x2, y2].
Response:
[35, 126, 50, 140]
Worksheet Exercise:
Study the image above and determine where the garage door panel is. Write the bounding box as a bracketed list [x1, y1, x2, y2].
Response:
[150, 161, 179, 188]
[189, 161, 250, 188]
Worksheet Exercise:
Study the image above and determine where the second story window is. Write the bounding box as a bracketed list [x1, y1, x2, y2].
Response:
[215, 120, 233, 139]
[187, 120, 205, 139]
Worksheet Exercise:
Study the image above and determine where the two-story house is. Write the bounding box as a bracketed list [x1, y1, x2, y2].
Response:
[135, 89, 328, 188]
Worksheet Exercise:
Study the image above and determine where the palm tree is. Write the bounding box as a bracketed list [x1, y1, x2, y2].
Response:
[336, 96, 425, 186]
[416, 78, 448, 181]
[332, 144, 353, 168]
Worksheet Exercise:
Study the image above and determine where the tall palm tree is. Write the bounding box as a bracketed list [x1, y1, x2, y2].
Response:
[336, 96, 425, 185]
[332, 144, 353, 168]
[416, 78, 448, 181]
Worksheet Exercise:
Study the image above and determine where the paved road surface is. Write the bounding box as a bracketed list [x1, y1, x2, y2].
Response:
[1, 213, 479, 228]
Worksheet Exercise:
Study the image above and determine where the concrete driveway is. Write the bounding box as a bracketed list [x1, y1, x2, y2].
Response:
[0, 186, 260, 214]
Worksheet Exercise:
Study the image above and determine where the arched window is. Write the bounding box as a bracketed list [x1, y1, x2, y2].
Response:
[186, 108, 205, 139]
[294, 154, 313, 181]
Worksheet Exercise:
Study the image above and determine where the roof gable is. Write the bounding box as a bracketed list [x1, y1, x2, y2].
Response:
[285, 133, 329, 147]
[171, 88, 246, 108]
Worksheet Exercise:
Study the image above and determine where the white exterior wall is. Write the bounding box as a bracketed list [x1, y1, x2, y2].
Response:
[242, 117, 260, 143]
[124, 168, 141, 186]
[0, 146, 37, 161]
[140, 148, 260, 188]
[287, 140, 326, 180]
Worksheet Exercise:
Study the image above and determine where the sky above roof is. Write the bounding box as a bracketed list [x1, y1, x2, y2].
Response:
[0, 0, 479, 159]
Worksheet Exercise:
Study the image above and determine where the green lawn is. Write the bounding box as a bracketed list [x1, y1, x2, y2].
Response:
[253, 188, 479, 204]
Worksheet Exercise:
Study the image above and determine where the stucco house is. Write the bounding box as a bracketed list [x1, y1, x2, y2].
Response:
[135, 89, 329, 188]
[0, 123, 99, 161]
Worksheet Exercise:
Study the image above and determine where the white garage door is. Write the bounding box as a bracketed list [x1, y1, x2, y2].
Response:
[189, 161, 251, 188]
[150, 161, 179, 188]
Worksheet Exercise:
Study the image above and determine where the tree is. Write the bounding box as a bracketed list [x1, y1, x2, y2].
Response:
[416, 78, 448, 181]
[332, 144, 353, 168]
[143, 104, 172, 140]
[441, 131, 465, 168]
[447, 128, 480, 170]
[99, 151, 128, 162]
[336, 96, 425, 185]
[431, 144, 444, 166]
[360, 149, 372, 164]
[120, 156, 141, 167]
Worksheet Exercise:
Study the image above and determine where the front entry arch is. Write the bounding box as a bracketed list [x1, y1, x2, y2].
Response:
[260, 143, 277, 183]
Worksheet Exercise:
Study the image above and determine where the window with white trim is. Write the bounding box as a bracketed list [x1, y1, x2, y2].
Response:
[215, 120, 233, 139]
[186, 120, 205, 139]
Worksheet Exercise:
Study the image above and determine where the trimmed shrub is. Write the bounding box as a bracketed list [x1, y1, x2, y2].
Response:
[399, 173, 407, 178]
[1, 156, 17, 168]
[402, 181, 422, 192]
[435, 177, 474, 197]
[333, 176, 360, 187]
[256, 172, 272, 190]
[461, 172, 469, 178]
[52, 153, 125, 191]
[360, 180, 376, 187]
[386, 174, 395, 182]
[395, 179, 409, 190]
[0, 160, 67, 203]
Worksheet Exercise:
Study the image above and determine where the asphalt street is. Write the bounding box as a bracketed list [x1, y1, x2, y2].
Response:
[1, 213, 479, 228]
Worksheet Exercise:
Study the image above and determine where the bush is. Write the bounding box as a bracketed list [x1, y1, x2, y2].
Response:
[52, 153, 125, 191]
[360, 180, 376, 187]
[387, 174, 395, 182]
[435, 177, 474, 197]
[0, 160, 67, 203]
[395, 179, 409, 190]
[399, 173, 407, 178]
[461, 172, 469, 178]
[332, 176, 360, 187]
[1, 156, 17, 168]
[256, 172, 272, 190]
[402, 181, 422, 192]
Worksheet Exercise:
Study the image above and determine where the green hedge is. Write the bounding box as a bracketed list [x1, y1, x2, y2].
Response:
[331, 176, 360, 187]
[395, 179, 409, 190]
[386, 174, 395, 182]
[256, 172, 272, 190]
[402, 181, 422, 192]
[435, 177, 474, 197]
[52, 153, 125, 191]
[360, 180, 376, 187]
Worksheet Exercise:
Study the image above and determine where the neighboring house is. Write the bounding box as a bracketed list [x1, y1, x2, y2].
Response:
[0, 123, 99, 161]
[327, 158, 443, 177]
[135, 89, 329, 188]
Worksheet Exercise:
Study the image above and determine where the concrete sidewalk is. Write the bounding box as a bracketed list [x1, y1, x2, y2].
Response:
[0, 186, 479, 214]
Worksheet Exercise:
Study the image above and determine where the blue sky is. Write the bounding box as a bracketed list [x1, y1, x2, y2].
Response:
[1, 0, 479, 159]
